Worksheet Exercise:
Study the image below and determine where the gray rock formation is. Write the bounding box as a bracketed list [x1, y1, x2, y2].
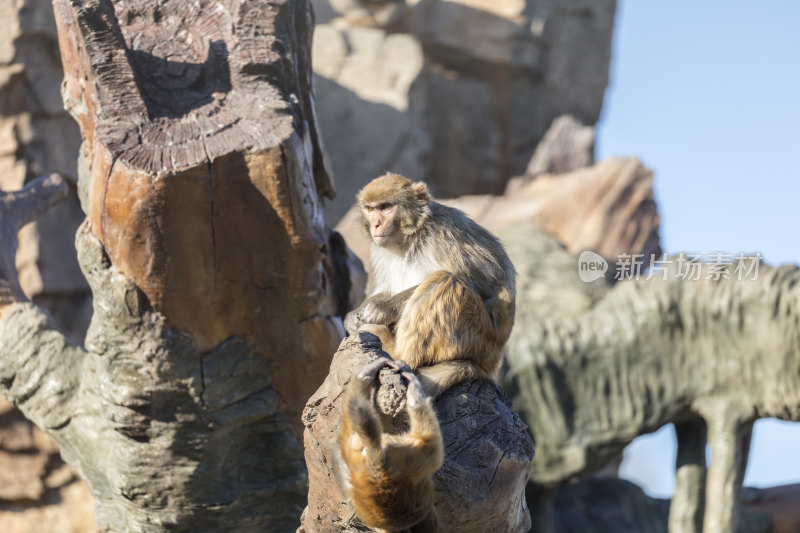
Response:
[551, 477, 771, 533]
[522, 114, 596, 179]
[499, 221, 800, 533]
[311, 0, 618, 220]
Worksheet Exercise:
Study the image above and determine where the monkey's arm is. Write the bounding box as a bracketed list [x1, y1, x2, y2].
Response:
[333, 358, 390, 496]
[343, 285, 417, 333]
[389, 370, 444, 474]
[335, 359, 443, 533]
[339, 358, 390, 450]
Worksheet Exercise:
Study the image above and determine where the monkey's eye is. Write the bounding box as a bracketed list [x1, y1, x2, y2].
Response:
[378, 203, 393, 211]
[364, 206, 374, 213]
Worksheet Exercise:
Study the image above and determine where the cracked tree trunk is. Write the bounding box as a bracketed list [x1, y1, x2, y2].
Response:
[0, 0, 345, 530]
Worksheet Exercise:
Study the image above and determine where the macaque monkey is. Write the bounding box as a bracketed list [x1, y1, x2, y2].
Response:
[344, 173, 516, 397]
[334, 357, 443, 532]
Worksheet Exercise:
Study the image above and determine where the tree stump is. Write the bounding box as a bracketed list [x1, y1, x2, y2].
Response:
[0, 0, 347, 530]
[301, 332, 535, 532]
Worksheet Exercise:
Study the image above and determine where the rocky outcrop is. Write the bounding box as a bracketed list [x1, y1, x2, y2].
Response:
[312, 0, 618, 220]
[522, 114, 596, 178]
[743, 485, 800, 533]
[500, 220, 800, 533]
[551, 477, 771, 533]
[312, 23, 428, 221]
[498, 157, 661, 264]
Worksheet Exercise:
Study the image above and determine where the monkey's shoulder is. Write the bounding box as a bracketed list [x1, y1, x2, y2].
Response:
[428, 202, 502, 244]
[427, 202, 513, 273]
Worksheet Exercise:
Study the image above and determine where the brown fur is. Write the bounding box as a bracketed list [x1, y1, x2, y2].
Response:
[334, 359, 443, 532]
[338, 173, 515, 530]
[345, 172, 516, 397]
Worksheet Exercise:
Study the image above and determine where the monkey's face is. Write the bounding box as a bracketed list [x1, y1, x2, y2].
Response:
[362, 201, 400, 247]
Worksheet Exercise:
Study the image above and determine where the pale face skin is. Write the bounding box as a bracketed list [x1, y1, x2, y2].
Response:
[362, 202, 400, 247]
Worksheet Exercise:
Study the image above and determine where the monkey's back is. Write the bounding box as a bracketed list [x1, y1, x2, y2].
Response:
[424, 202, 516, 298]
[349, 464, 435, 531]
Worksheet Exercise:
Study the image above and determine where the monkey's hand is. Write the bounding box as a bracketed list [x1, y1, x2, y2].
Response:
[344, 296, 392, 333]
[351, 356, 398, 397]
[402, 370, 426, 409]
[343, 308, 366, 334]
[344, 287, 417, 334]
[356, 356, 411, 382]
[352, 357, 414, 402]
[356, 356, 393, 382]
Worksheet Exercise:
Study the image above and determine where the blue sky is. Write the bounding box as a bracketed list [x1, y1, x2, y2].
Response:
[596, 1, 800, 497]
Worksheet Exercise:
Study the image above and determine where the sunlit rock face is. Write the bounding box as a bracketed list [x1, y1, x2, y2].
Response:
[311, 0, 617, 220]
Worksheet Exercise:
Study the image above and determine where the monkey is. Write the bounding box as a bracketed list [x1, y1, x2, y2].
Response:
[344, 172, 516, 398]
[333, 357, 444, 533]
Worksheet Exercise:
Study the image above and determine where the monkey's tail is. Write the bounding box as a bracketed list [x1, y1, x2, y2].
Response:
[346, 394, 382, 449]
[417, 360, 491, 398]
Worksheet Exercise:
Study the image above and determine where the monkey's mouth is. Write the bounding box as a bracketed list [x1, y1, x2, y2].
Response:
[371, 234, 394, 245]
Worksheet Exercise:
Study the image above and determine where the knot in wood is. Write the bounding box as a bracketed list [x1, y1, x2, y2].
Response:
[375, 368, 407, 417]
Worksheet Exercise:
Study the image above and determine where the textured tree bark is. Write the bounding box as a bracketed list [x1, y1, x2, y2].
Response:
[300, 332, 535, 532]
[0, 0, 345, 530]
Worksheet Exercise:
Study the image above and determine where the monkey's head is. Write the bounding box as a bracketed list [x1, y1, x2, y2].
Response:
[356, 173, 431, 248]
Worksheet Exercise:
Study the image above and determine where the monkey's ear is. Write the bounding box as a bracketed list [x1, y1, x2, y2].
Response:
[411, 182, 430, 204]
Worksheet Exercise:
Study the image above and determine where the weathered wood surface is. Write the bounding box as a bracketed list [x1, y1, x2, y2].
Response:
[301, 332, 534, 532]
[55, 0, 341, 424]
[0, 0, 346, 530]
